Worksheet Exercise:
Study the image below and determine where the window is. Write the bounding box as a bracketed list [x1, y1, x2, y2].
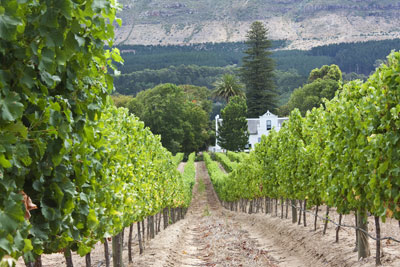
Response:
[258, 137, 261, 143]
[266, 120, 272, 130]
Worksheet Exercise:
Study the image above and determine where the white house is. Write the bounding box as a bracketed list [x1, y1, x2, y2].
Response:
[211, 111, 288, 152]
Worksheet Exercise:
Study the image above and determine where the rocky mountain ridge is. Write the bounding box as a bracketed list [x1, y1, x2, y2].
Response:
[115, 0, 400, 50]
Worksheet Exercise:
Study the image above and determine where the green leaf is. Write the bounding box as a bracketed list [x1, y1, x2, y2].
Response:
[41, 205, 56, 220]
[92, 0, 109, 12]
[0, 212, 19, 232]
[5, 121, 27, 139]
[22, 239, 33, 253]
[0, 92, 24, 122]
[21, 68, 36, 89]
[0, 154, 11, 168]
[87, 209, 98, 229]
[60, 0, 73, 19]
[40, 47, 55, 71]
[378, 161, 389, 175]
[40, 71, 60, 87]
[0, 237, 12, 254]
[0, 14, 21, 41]
[74, 34, 85, 47]
[77, 244, 91, 256]
[62, 198, 74, 214]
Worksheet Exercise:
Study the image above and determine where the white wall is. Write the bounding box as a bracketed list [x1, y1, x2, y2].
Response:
[213, 111, 287, 152]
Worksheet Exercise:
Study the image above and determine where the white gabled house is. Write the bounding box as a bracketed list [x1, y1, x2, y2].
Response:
[211, 111, 288, 152]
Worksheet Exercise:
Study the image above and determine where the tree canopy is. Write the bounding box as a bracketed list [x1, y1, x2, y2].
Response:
[284, 65, 343, 115]
[240, 21, 278, 117]
[212, 74, 245, 102]
[128, 84, 211, 154]
[217, 96, 249, 152]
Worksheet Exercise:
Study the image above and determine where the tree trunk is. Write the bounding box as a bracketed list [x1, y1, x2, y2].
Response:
[25, 261, 34, 267]
[354, 213, 358, 252]
[291, 200, 297, 223]
[154, 214, 158, 235]
[112, 232, 123, 267]
[303, 199, 307, 227]
[375, 216, 381, 265]
[150, 215, 155, 239]
[85, 252, 92, 267]
[275, 198, 278, 217]
[249, 199, 253, 214]
[64, 248, 74, 267]
[323, 206, 330, 235]
[265, 198, 268, 214]
[356, 209, 371, 260]
[281, 197, 284, 219]
[146, 217, 150, 240]
[163, 208, 169, 229]
[336, 214, 342, 242]
[25, 255, 42, 267]
[285, 199, 289, 219]
[158, 212, 162, 233]
[35, 257, 42, 267]
[141, 220, 145, 249]
[128, 223, 133, 263]
[138, 221, 143, 254]
[104, 238, 110, 267]
[85, 253, 91, 267]
[314, 205, 319, 231]
[171, 208, 175, 223]
[298, 200, 302, 225]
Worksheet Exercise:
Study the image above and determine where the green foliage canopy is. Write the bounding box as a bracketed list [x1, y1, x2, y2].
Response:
[129, 84, 211, 154]
[0, 1, 193, 264]
[0, 0, 122, 261]
[217, 96, 249, 152]
[212, 74, 245, 102]
[285, 65, 342, 115]
[207, 50, 400, 224]
[240, 21, 278, 117]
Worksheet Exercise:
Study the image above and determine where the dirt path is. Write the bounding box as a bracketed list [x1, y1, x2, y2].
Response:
[128, 162, 309, 267]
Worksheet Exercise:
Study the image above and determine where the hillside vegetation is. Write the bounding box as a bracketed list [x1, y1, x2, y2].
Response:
[115, 0, 400, 48]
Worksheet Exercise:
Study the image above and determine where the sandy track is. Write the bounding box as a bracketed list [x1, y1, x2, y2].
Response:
[129, 162, 306, 267]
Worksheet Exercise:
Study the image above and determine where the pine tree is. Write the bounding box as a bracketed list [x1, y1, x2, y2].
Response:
[241, 21, 278, 117]
[217, 96, 249, 151]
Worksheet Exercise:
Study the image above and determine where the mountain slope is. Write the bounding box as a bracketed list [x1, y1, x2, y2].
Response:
[115, 0, 400, 49]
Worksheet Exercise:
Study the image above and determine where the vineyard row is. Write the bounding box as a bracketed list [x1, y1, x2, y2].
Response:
[206, 51, 400, 265]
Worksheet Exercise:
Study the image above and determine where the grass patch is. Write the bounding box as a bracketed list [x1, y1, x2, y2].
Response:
[203, 204, 211, 216]
[198, 179, 205, 194]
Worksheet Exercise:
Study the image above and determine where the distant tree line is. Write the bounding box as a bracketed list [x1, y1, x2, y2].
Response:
[113, 64, 306, 107]
[116, 40, 287, 73]
[309, 39, 400, 75]
[113, 65, 236, 95]
[116, 39, 400, 75]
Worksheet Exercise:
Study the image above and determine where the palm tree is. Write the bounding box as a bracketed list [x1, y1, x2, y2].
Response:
[212, 74, 245, 102]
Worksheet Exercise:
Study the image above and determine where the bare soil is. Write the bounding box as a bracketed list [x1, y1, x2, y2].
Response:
[129, 162, 278, 267]
[17, 161, 400, 266]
